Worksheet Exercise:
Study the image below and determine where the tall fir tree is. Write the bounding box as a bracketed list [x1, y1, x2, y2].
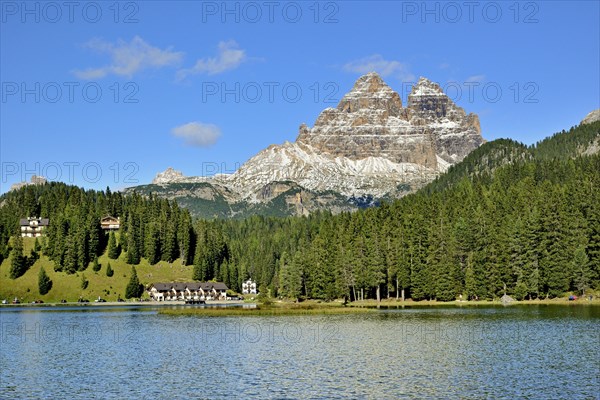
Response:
[106, 262, 114, 277]
[125, 266, 143, 298]
[38, 267, 52, 295]
[107, 231, 120, 259]
[92, 256, 101, 272]
[572, 246, 591, 295]
[9, 235, 27, 279]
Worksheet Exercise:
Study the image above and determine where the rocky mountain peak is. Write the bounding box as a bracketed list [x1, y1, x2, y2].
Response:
[296, 73, 483, 168]
[406, 77, 481, 137]
[408, 77, 458, 119]
[146, 73, 486, 206]
[409, 77, 446, 97]
[152, 167, 185, 184]
[335, 71, 403, 115]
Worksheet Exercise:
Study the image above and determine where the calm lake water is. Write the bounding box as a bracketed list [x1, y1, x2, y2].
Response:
[1, 305, 598, 399]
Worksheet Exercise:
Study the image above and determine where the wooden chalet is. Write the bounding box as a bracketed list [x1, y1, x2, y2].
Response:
[20, 217, 49, 237]
[100, 216, 120, 230]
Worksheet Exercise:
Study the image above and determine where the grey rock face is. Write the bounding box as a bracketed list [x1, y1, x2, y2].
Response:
[581, 109, 600, 125]
[146, 73, 486, 207]
[152, 167, 185, 184]
[296, 73, 484, 170]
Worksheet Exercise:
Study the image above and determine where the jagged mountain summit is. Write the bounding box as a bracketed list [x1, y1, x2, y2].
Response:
[152, 167, 186, 184]
[227, 73, 485, 200]
[132, 73, 485, 217]
[297, 73, 482, 166]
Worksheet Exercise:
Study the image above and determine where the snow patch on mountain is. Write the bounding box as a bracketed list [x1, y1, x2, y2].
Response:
[227, 141, 434, 201]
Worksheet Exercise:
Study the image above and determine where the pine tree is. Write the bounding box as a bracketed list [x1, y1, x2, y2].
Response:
[307, 229, 337, 300]
[125, 266, 143, 298]
[38, 267, 52, 295]
[365, 225, 386, 302]
[528, 261, 541, 299]
[92, 256, 101, 272]
[9, 235, 27, 279]
[76, 227, 89, 271]
[0, 243, 5, 267]
[280, 253, 303, 300]
[106, 262, 114, 277]
[573, 246, 591, 295]
[87, 217, 101, 260]
[126, 218, 141, 265]
[178, 213, 193, 265]
[228, 260, 240, 292]
[539, 184, 571, 297]
[427, 205, 459, 302]
[144, 223, 161, 265]
[219, 259, 229, 286]
[161, 222, 177, 263]
[192, 260, 205, 281]
[464, 262, 477, 300]
[63, 235, 78, 274]
[107, 231, 120, 259]
[586, 202, 600, 289]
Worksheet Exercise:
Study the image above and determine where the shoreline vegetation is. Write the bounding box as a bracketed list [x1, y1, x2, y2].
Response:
[3, 296, 598, 315]
[159, 297, 600, 316]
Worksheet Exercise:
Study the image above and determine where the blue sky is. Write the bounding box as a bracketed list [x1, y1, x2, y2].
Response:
[1, 0, 599, 193]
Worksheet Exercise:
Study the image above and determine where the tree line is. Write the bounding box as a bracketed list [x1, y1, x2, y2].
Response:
[0, 184, 193, 278]
[1, 122, 599, 300]
[195, 123, 600, 301]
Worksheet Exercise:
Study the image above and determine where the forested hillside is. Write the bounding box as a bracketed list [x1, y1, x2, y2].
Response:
[534, 121, 600, 160]
[1, 122, 599, 301]
[0, 183, 193, 279]
[211, 122, 600, 300]
[423, 139, 532, 194]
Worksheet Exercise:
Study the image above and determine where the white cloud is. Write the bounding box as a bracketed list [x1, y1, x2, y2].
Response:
[171, 122, 221, 147]
[343, 55, 415, 82]
[177, 40, 246, 79]
[73, 36, 183, 79]
[465, 74, 486, 82]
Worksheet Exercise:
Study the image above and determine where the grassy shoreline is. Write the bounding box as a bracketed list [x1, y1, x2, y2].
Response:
[157, 297, 600, 316]
[2, 297, 598, 315]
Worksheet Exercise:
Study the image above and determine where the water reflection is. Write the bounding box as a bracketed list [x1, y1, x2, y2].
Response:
[1, 306, 598, 399]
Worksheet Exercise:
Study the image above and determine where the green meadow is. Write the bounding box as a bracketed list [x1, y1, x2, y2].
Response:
[0, 237, 192, 303]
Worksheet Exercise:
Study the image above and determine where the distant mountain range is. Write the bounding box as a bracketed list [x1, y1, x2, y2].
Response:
[125, 73, 598, 219]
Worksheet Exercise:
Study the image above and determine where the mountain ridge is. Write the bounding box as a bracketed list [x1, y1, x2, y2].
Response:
[128, 72, 488, 217]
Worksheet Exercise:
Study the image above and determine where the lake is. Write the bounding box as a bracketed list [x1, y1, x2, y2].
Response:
[1, 305, 598, 399]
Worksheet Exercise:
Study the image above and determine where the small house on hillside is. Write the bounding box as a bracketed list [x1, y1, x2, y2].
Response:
[100, 216, 120, 230]
[148, 282, 229, 301]
[20, 217, 49, 237]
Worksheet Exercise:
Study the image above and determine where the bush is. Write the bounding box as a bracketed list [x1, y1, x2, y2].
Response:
[80, 274, 89, 290]
[256, 284, 273, 305]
